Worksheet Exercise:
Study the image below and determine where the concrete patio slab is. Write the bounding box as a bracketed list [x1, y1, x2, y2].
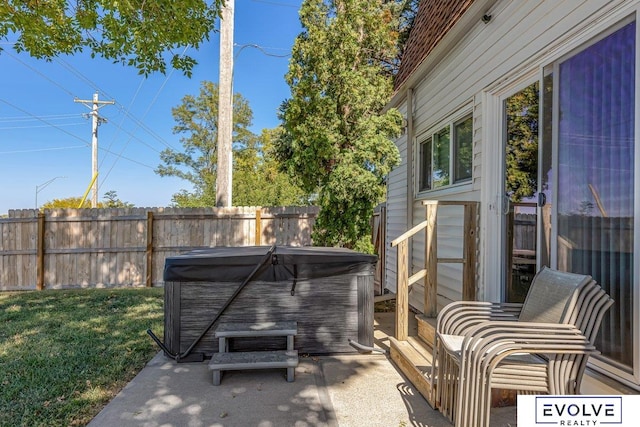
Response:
[88, 312, 517, 427]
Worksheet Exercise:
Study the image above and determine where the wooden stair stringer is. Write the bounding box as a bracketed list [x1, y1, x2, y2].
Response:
[389, 335, 436, 408]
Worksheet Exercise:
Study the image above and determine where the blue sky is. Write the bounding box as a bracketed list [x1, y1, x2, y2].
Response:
[0, 0, 302, 215]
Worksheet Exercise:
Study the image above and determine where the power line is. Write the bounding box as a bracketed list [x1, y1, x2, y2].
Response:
[234, 43, 291, 58]
[6, 52, 176, 156]
[4, 51, 77, 98]
[0, 98, 156, 169]
[4, 51, 178, 189]
[5, 52, 174, 155]
[0, 113, 81, 122]
[0, 145, 86, 155]
[249, 0, 299, 8]
[56, 58, 106, 98]
[56, 57, 179, 152]
[99, 47, 189, 188]
[0, 122, 85, 130]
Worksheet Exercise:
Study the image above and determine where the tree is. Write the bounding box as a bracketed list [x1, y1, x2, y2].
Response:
[390, 0, 420, 76]
[275, 0, 403, 251]
[157, 81, 308, 207]
[40, 191, 133, 209]
[156, 81, 254, 206]
[0, 0, 222, 76]
[233, 128, 310, 206]
[41, 197, 91, 209]
[102, 190, 134, 208]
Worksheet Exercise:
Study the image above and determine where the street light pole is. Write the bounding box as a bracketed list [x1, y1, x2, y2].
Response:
[35, 176, 67, 209]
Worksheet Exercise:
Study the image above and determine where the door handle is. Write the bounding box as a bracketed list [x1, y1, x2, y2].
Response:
[538, 192, 547, 207]
[502, 194, 510, 215]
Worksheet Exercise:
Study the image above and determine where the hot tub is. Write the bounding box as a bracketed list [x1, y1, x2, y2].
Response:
[163, 245, 376, 359]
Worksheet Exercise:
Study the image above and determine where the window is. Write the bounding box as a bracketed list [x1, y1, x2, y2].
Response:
[418, 114, 473, 192]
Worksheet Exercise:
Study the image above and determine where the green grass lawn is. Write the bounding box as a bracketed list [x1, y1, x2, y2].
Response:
[0, 287, 164, 427]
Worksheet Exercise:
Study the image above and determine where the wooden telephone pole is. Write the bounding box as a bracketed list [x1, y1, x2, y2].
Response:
[74, 93, 115, 207]
[216, 0, 234, 207]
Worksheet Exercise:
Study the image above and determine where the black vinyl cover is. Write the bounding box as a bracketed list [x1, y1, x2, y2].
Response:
[163, 246, 378, 282]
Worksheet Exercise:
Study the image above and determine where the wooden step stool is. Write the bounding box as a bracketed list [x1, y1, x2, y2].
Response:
[208, 321, 298, 385]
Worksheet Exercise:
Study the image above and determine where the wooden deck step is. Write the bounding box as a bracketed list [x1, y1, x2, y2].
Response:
[208, 350, 299, 385]
[214, 321, 298, 338]
[415, 314, 436, 348]
[389, 336, 436, 407]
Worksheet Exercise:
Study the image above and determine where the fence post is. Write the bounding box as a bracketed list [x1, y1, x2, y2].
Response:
[255, 208, 262, 246]
[145, 211, 154, 287]
[37, 211, 45, 290]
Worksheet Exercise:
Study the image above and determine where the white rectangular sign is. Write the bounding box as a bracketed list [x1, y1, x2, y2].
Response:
[517, 395, 640, 426]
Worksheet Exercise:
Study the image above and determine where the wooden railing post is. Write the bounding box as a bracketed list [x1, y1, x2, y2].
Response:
[462, 203, 478, 301]
[391, 200, 479, 337]
[425, 202, 438, 317]
[391, 220, 428, 341]
[396, 240, 409, 341]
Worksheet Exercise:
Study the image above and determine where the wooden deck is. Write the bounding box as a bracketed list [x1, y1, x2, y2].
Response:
[387, 314, 519, 416]
[388, 314, 438, 407]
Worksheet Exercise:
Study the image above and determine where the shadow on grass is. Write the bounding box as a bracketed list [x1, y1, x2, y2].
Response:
[0, 288, 164, 427]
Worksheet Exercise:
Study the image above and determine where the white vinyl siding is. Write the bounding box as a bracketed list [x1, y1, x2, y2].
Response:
[384, 102, 409, 294]
[386, 0, 629, 309]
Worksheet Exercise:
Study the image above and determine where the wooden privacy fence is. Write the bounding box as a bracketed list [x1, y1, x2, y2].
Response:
[0, 206, 319, 291]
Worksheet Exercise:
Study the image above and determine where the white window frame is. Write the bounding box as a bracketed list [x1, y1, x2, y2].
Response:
[415, 108, 473, 198]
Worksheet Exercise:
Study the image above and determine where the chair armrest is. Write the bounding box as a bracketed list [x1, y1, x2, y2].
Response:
[437, 301, 523, 336]
[457, 322, 595, 375]
[440, 322, 586, 356]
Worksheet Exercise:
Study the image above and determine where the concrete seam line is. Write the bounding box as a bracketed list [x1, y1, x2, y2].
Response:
[314, 360, 339, 427]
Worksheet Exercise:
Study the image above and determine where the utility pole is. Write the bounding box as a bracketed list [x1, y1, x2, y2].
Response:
[216, 0, 234, 207]
[75, 93, 115, 207]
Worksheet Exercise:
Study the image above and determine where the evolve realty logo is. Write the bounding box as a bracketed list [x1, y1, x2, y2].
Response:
[533, 396, 622, 425]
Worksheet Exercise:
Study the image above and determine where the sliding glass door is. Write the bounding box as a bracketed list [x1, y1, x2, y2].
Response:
[550, 21, 636, 373]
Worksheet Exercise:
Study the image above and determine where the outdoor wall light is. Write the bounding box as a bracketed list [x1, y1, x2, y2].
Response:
[482, 14, 492, 24]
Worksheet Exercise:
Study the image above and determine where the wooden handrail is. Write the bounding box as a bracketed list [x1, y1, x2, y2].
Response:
[391, 220, 428, 247]
[392, 200, 479, 341]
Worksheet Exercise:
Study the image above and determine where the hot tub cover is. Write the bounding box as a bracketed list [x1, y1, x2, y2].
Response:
[163, 245, 378, 282]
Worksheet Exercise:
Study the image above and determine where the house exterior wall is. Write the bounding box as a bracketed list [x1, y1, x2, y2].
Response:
[386, 0, 632, 306]
[385, 0, 639, 393]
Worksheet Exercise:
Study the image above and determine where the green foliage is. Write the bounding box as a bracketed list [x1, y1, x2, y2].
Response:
[0, 288, 163, 426]
[157, 81, 309, 207]
[40, 191, 133, 209]
[156, 81, 253, 206]
[505, 82, 539, 202]
[392, 0, 420, 75]
[276, 0, 403, 249]
[102, 190, 134, 208]
[41, 196, 92, 209]
[0, 0, 222, 76]
[233, 128, 310, 206]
